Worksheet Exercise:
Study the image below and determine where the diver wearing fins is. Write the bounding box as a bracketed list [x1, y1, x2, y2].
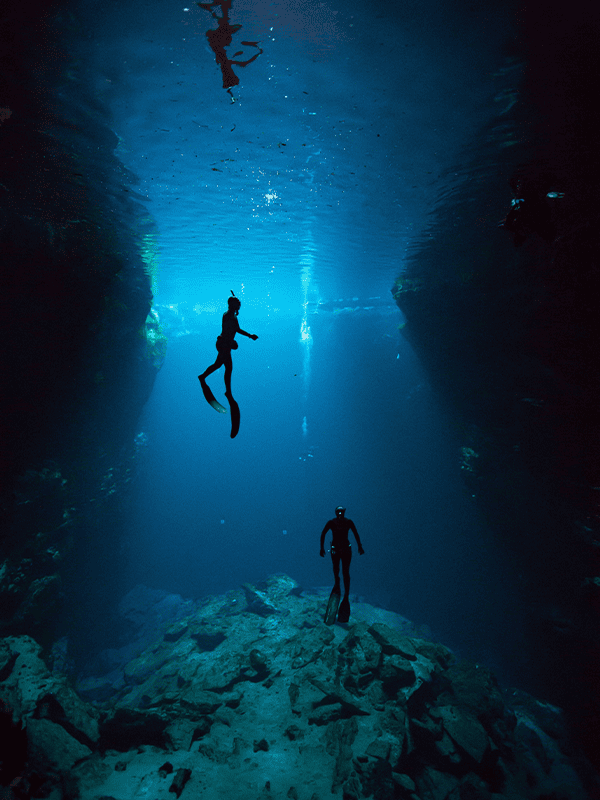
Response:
[198, 292, 258, 400]
[320, 507, 364, 621]
[198, 293, 258, 438]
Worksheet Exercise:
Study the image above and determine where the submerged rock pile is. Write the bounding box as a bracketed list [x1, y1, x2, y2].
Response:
[0, 576, 596, 799]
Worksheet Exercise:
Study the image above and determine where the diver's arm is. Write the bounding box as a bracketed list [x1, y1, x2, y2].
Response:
[320, 522, 331, 557]
[350, 521, 364, 555]
[238, 327, 258, 340]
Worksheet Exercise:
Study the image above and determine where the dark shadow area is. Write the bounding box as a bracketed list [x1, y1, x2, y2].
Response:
[395, 0, 600, 766]
[0, 1, 164, 648]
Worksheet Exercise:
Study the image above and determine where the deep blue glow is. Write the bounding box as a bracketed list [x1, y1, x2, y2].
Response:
[85, 0, 525, 683]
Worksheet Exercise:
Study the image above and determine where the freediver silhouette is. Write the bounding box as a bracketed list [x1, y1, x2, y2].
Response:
[499, 172, 558, 247]
[198, 292, 258, 438]
[198, 0, 263, 96]
[320, 506, 364, 624]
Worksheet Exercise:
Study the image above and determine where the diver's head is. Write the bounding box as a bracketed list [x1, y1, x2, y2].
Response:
[335, 506, 346, 518]
[228, 296, 241, 313]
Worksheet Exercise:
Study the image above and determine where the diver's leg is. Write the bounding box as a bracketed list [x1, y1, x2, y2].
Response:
[224, 353, 233, 397]
[199, 353, 224, 381]
[341, 549, 352, 599]
[199, 362, 217, 380]
[331, 551, 341, 593]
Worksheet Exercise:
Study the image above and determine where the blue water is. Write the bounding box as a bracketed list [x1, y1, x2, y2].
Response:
[79, 0, 526, 683]
[85, 0, 515, 303]
[124, 305, 525, 682]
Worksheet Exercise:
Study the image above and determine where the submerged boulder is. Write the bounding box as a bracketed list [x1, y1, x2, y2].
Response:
[434, 705, 490, 763]
[26, 717, 92, 776]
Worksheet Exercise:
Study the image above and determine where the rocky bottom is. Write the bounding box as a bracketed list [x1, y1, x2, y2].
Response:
[0, 575, 598, 800]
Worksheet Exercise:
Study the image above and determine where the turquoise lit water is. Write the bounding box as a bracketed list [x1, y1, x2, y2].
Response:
[81, 0, 527, 684]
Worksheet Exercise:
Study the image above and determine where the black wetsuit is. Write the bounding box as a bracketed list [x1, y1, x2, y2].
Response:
[320, 515, 362, 597]
[216, 311, 239, 355]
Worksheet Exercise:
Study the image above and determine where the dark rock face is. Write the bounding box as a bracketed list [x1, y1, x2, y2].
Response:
[1, 575, 596, 799]
[0, 3, 165, 640]
[394, 2, 600, 766]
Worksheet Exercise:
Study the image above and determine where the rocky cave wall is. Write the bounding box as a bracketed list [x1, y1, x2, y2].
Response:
[394, 1, 600, 766]
[0, 2, 165, 647]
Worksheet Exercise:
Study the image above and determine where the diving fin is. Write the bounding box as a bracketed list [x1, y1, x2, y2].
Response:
[226, 392, 240, 438]
[337, 596, 350, 624]
[324, 587, 341, 625]
[199, 377, 226, 413]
